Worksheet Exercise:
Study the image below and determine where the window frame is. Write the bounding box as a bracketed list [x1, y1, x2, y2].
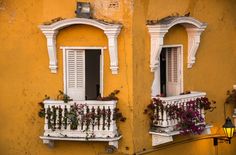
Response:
[60, 46, 105, 100]
[162, 45, 184, 96]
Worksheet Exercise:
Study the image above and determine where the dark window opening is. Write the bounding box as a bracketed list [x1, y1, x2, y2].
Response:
[160, 48, 166, 97]
[85, 49, 101, 100]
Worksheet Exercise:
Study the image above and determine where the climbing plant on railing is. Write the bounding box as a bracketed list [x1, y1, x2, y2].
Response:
[97, 89, 126, 122]
[57, 90, 73, 103]
[38, 90, 126, 139]
[38, 95, 50, 118]
[144, 96, 215, 135]
[38, 90, 72, 118]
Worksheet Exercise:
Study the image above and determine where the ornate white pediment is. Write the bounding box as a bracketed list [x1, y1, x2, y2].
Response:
[147, 16, 207, 72]
[39, 18, 122, 74]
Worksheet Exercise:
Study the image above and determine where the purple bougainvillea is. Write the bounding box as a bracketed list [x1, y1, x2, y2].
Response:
[145, 97, 215, 135]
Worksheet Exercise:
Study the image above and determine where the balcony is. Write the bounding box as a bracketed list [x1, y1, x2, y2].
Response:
[40, 100, 122, 148]
[149, 92, 212, 146]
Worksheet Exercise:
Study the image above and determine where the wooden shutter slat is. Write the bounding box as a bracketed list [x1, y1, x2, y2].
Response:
[66, 50, 85, 100]
[173, 47, 178, 82]
[167, 48, 172, 82]
[166, 47, 181, 96]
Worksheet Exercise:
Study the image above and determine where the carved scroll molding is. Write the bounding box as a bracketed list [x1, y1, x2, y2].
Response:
[39, 18, 122, 74]
[147, 17, 207, 72]
[186, 27, 206, 68]
[147, 26, 168, 72]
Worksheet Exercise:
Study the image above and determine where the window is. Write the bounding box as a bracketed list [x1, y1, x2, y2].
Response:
[147, 17, 207, 97]
[160, 46, 183, 96]
[62, 47, 104, 100]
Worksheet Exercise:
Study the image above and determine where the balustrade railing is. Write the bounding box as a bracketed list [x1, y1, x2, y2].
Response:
[152, 92, 206, 130]
[42, 100, 118, 139]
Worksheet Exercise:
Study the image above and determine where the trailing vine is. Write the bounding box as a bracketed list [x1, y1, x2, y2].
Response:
[97, 90, 120, 101]
[57, 90, 73, 103]
[38, 89, 126, 139]
[144, 96, 215, 135]
[38, 90, 71, 118]
[38, 95, 50, 118]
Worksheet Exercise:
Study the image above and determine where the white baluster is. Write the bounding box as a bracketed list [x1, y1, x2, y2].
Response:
[66, 104, 71, 132]
[55, 106, 59, 131]
[93, 105, 98, 133]
[162, 103, 167, 127]
[201, 108, 205, 121]
[169, 101, 173, 126]
[61, 105, 65, 131]
[88, 104, 93, 134]
[105, 105, 109, 131]
[44, 105, 49, 135]
[158, 104, 162, 126]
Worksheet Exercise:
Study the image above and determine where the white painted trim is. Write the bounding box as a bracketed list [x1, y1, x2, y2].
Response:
[180, 46, 184, 93]
[100, 49, 104, 97]
[62, 48, 67, 94]
[41, 100, 120, 148]
[40, 135, 122, 142]
[151, 45, 183, 97]
[39, 18, 121, 31]
[162, 44, 183, 48]
[147, 17, 207, 72]
[61, 47, 104, 99]
[43, 99, 117, 105]
[157, 91, 206, 102]
[60, 46, 107, 50]
[151, 69, 161, 96]
[40, 135, 122, 148]
[149, 125, 212, 146]
[39, 18, 122, 74]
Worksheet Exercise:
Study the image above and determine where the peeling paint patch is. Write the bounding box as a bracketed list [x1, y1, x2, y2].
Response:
[0, 0, 6, 10]
[92, 0, 123, 22]
[108, 0, 119, 9]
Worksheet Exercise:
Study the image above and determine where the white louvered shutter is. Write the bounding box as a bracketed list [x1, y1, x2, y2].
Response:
[166, 47, 181, 96]
[66, 50, 85, 100]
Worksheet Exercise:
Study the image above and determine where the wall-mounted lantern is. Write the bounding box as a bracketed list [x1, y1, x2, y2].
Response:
[222, 117, 235, 144]
[75, 2, 91, 18]
[214, 117, 235, 146]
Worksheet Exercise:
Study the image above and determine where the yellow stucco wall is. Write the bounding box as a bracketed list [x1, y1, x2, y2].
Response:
[0, 0, 134, 154]
[0, 0, 236, 155]
[133, 0, 236, 154]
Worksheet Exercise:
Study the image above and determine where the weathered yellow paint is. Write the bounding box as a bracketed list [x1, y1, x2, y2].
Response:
[0, 0, 134, 154]
[132, 0, 236, 154]
[0, 0, 236, 155]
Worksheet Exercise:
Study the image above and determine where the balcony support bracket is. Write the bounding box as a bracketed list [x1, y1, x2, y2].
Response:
[42, 139, 54, 148]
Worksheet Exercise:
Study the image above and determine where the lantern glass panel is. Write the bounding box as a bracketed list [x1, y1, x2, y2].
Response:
[223, 128, 234, 138]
